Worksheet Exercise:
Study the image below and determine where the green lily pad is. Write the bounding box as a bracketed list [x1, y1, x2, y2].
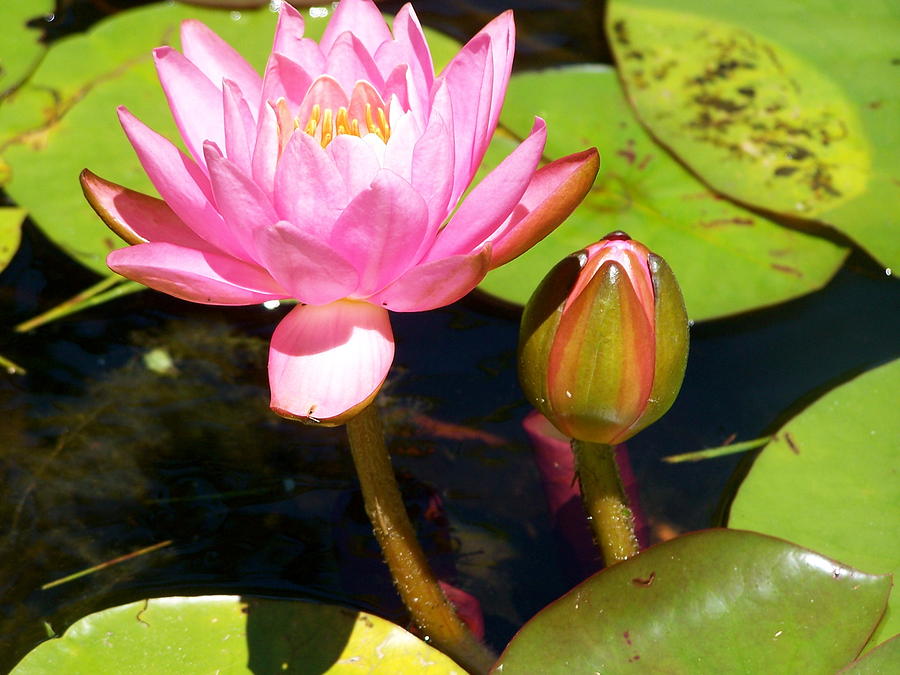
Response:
[0, 1, 52, 99]
[0, 1, 461, 276]
[0, 207, 26, 273]
[481, 65, 847, 321]
[729, 358, 900, 646]
[11, 595, 463, 673]
[607, 0, 900, 271]
[840, 635, 900, 674]
[492, 529, 890, 673]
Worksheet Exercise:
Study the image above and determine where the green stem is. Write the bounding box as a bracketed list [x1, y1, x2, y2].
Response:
[345, 403, 495, 674]
[15, 277, 142, 333]
[572, 440, 639, 565]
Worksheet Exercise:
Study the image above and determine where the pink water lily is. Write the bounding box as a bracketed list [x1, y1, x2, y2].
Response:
[82, 0, 599, 424]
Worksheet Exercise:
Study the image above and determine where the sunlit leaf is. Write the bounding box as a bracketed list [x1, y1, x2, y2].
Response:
[607, 0, 900, 270]
[492, 529, 890, 673]
[729, 358, 900, 646]
[0, 207, 26, 273]
[839, 635, 900, 673]
[0, 0, 52, 99]
[480, 66, 847, 320]
[11, 596, 463, 673]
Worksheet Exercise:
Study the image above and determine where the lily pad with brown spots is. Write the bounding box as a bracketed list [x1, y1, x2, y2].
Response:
[607, 0, 899, 271]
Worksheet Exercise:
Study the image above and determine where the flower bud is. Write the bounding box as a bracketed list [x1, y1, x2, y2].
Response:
[518, 232, 688, 444]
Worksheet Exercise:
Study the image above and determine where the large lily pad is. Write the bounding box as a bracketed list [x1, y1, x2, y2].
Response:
[607, 0, 900, 271]
[11, 595, 463, 673]
[0, 2, 461, 276]
[481, 66, 847, 321]
[729, 358, 900, 646]
[0, 207, 26, 273]
[0, 1, 52, 98]
[840, 635, 900, 673]
[492, 529, 890, 673]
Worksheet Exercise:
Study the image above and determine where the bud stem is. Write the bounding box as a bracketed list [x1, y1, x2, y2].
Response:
[572, 440, 640, 565]
[345, 402, 495, 674]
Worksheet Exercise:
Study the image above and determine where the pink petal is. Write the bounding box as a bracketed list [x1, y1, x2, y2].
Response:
[274, 131, 347, 237]
[438, 34, 492, 203]
[410, 94, 455, 235]
[470, 11, 515, 166]
[268, 301, 394, 424]
[381, 64, 412, 117]
[204, 142, 278, 262]
[272, 3, 306, 59]
[325, 32, 385, 95]
[489, 148, 600, 268]
[108, 242, 285, 305]
[153, 47, 224, 167]
[295, 75, 349, 145]
[222, 80, 256, 175]
[369, 245, 491, 312]
[81, 169, 214, 250]
[427, 118, 546, 261]
[254, 220, 359, 305]
[118, 107, 254, 260]
[328, 134, 381, 196]
[252, 102, 280, 197]
[347, 80, 388, 136]
[378, 4, 433, 111]
[180, 19, 262, 103]
[330, 169, 429, 297]
[319, 0, 392, 56]
[382, 111, 419, 182]
[260, 53, 313, 113]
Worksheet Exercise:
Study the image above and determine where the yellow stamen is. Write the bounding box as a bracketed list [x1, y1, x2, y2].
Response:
[298, 100, 390, 147]
[304, 104, 321, 136]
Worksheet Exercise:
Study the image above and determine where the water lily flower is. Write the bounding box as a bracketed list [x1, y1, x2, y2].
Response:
[82, 0, 599, 424]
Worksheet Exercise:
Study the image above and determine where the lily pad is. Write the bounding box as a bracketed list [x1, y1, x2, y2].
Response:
[0, 1, 52, 99]
[729, 358, 900, 646]
[840, 635, 900, 673]
[492, 529, 890, 673]
[11, 595, 463, 673]
[0, 207, 26, 273]
[481, 66, 847, 321]
[0, 1, 461, 276]
[607, 0, 900, 271]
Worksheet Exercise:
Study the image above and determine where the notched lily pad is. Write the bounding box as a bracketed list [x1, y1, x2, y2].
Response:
[492, 529, 891, 673]
[11, 595, 464, 673]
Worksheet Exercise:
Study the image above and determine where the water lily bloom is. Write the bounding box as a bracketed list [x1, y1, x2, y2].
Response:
[518, 232, 688, 444]
[82, 0, 599, 424]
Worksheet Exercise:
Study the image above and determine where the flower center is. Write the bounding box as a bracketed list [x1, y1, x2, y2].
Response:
[301, 102, 391, 148]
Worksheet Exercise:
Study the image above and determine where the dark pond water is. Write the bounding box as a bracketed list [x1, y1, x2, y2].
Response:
[1, 0, 898, 670]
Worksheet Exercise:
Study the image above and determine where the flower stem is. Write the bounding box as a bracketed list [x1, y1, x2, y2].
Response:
[572, 440, 639, 565]
[345, 403, 495, 674]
